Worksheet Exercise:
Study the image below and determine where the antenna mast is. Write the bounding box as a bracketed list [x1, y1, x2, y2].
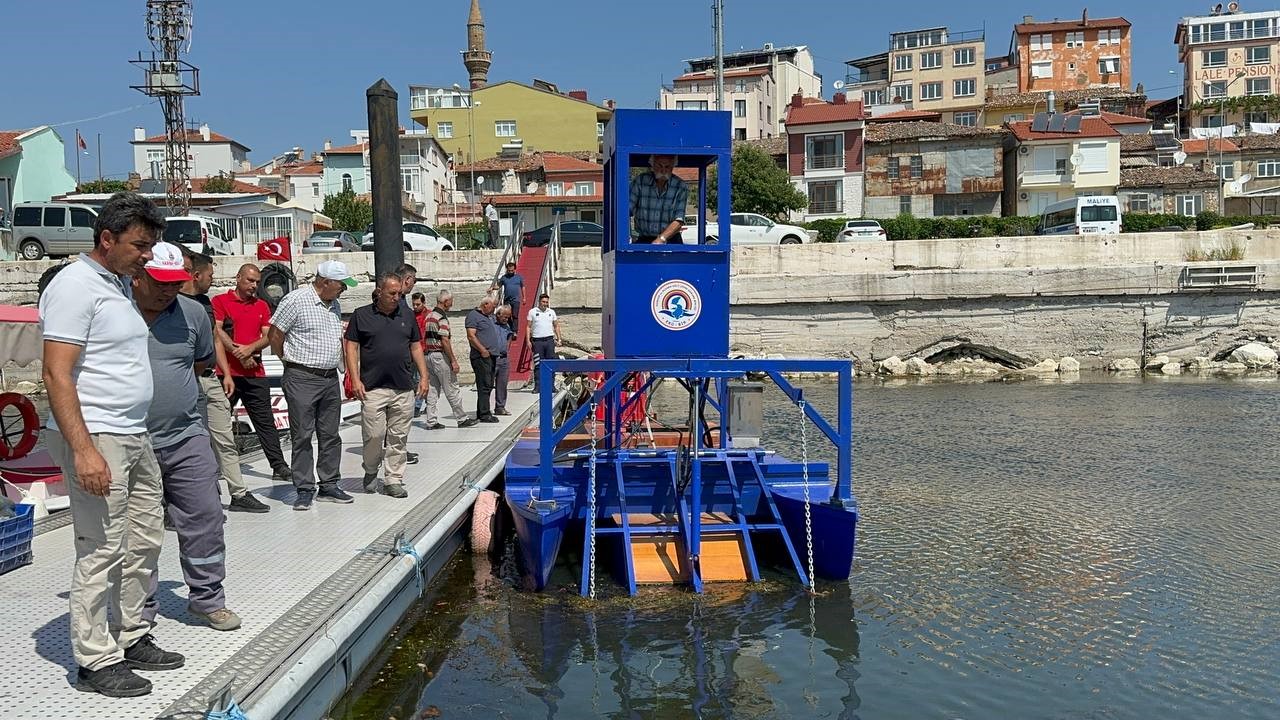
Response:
[131, 0, 200, 215]
[713, 0, 725, 111]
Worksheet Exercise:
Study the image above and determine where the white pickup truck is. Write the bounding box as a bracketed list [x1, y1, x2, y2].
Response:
[683, 212, 813, 245]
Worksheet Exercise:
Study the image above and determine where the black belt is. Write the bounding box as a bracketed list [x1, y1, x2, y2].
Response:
[283, 361, 338, 378]
[200, 369, 216, 378]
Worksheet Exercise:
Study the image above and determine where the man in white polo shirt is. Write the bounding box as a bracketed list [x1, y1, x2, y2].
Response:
[40, 192, 183, 698]
[525, 293, 561, 392]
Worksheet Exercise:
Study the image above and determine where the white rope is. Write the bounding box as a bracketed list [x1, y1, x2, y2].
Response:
[587, 401, 599, 600]
[799, 399, 815, 594]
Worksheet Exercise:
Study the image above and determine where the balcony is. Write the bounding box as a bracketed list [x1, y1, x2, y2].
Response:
[844, 70, 889, 87]
[1018, 169, 1069, 186]
[807, 154, 844, 170]
[808, 200, 843, 214]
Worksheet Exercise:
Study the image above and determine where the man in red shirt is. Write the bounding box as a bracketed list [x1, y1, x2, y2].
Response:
[410, 292, 429, 417]
[211, 264, 290, 484]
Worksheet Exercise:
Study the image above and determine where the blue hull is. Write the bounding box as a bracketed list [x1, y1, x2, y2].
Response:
[503, 438, 858, 591]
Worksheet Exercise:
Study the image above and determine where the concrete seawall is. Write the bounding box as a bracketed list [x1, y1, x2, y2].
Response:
[5, 230, 1277, 370]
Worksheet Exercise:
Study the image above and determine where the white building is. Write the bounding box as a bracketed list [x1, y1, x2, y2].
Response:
[660, 44, 823, 139]
[131, 124, 251, 180]
[240, 147, 326, 213]
[321, 131, 450, 223]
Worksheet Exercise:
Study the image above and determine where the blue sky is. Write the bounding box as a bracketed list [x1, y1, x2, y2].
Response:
[6, 0, 1214, 183]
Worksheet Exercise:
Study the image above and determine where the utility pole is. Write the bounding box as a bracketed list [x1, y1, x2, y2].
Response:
[713, 0, 725, 112]
[131, 0, 200, 215]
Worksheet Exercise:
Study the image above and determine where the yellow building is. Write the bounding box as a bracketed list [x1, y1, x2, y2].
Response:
[409, 81, 611, 166]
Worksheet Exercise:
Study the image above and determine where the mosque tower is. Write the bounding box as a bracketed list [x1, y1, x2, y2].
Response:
[462, 0, 492, 89]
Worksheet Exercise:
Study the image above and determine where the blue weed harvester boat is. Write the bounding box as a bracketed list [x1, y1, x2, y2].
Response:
[503, 109, 857, 596]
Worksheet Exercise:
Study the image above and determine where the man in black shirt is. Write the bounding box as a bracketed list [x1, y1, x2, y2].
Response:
[343, 272, 428, 498]
[179, 250, 267, 512]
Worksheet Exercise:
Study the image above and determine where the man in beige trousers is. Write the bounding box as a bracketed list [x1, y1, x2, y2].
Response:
[39, 192, 184, 698]
[344, 272, 428, 498]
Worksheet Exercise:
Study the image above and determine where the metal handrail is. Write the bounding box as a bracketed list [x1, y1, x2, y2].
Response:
[491, 216, 524, 290]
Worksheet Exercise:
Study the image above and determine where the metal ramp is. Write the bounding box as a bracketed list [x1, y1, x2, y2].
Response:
[580, 451, 809, 596]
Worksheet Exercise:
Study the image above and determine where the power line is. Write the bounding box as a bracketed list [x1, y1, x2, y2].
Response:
[46, 101, 158, 129]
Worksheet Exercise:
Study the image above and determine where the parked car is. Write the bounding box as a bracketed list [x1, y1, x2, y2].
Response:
[302, 230, 361, 254]
[10, 202, 98, 260]
[522, 221, 604, 248]
[698, 213, 812, 245]
[164, 216, 233, 256]
[837, 220, 887, 241]
[361, 222, 454, 252]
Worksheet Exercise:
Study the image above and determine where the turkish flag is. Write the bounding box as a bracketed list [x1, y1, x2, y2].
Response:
[257, 237, 292, 262]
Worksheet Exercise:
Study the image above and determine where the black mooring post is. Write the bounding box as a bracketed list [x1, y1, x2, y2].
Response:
[367, 78, 404, 278]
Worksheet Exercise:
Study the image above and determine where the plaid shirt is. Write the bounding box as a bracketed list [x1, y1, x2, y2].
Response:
[630, 171, 688, 237]
[270, 284, 343, 369]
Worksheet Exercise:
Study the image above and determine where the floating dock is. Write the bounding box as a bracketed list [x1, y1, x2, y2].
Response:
[0, 390, 535, 720]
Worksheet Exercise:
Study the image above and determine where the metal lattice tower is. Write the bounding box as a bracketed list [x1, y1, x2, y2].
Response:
[131, 0, 200, 215]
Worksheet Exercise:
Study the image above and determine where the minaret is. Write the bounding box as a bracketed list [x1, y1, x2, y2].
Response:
[462, 0, 492, 89]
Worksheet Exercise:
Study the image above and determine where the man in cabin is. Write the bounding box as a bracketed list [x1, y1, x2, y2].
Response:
[343, 272, 428, 498]
[493, 304, 517, 416]
[464, 294, 503, 423]
[134, 242, 241, 633]
[630, 154, 688, 244]
[423, 289, 477, 429]
[269, 260, 357, 510]
[40, 191, 179, 698]
[212, 264, 291, 486]
[525, 293, 561, 393]
[180, 250, 268, 513]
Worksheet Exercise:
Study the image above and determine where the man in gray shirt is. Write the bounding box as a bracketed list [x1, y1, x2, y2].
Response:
[134, 242, 241, 632]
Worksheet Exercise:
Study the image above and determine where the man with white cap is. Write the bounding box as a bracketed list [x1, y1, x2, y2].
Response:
[133, 242, 240, 632]
[269, 259, 358, 510]
[39, 191, 177, 698]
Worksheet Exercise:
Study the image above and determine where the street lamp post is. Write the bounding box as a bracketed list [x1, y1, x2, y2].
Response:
[1216, 71, 1247, 206]
[453, 83, 478, 213]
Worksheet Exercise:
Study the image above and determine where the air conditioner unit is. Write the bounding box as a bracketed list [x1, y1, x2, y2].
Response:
[1019, 145, 1030, 154]
[1019, 192, 1029, 201]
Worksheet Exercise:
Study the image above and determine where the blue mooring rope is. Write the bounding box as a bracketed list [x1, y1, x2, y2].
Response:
[206, 698, 249, 720]
[395, 538, 424, 597]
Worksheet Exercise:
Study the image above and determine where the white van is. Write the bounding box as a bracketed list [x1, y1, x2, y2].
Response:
[164, 215, 233, 255]
[1037, 196, 1122, 235]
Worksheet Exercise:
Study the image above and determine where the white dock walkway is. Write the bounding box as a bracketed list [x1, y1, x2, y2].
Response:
[0, 388, 537, 720]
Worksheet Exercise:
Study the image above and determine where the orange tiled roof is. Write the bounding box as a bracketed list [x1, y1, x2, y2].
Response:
[541, 153, 602, 173]
[1097, 111, 1150, 125]
[0, 129, 30, 158]
[867, 109, 944, 122]
[1181, 138, 1239, 154]
[785, 99, 866, 126]
[323, 142, 366, 155]
[1007, 116, 1120, 141]
[188, 177, 278, 195]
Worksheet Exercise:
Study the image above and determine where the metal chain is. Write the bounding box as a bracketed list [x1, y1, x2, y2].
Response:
[799, 399, 815, 594]
[587, 401, 599, 601]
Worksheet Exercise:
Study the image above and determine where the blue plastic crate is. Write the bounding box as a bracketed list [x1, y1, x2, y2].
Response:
[0, 503, 34, 575]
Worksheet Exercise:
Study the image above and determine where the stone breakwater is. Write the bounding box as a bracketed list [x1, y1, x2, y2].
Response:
[865, 340, 1279, 381]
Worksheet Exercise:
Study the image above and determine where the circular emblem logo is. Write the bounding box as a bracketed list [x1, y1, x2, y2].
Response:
[651, 279, 701, 331]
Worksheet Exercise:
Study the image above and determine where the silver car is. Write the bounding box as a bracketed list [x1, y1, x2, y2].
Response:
[11, 202, 98, 260]
[303, 230, 361, 254]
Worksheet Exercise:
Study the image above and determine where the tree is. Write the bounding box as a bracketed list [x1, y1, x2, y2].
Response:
[203, 172, 237, 194]
[76, 179, 129, 194]
[322, 189, 373, 232]
[708, 143, 807, 218]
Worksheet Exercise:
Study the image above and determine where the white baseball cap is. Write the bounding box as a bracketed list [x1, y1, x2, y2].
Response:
[316, 259, 357, 287]
[143, 242, 192, 283]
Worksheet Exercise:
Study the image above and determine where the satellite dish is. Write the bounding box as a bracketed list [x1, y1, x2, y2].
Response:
[1228, 181, 1242, 194]
[1239, 173, 1253, 184]
[476, 175, 486, 186]
[1069, 152, 1085, 167]
[832, 80, 845, 90]
[1173, 150, 1188, 165]
[1228, 1, 1240, 11]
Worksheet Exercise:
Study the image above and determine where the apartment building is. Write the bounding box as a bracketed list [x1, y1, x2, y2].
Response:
[845, 26, 987, 126]
[1176, 4, 1280, 131]
[659, 44, 822, 139]
[784, 93, 865, 220]
[1002, 111, 1122, 215]
[1011, 11, 1132, 93]
[863, 122, 1006, 218]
